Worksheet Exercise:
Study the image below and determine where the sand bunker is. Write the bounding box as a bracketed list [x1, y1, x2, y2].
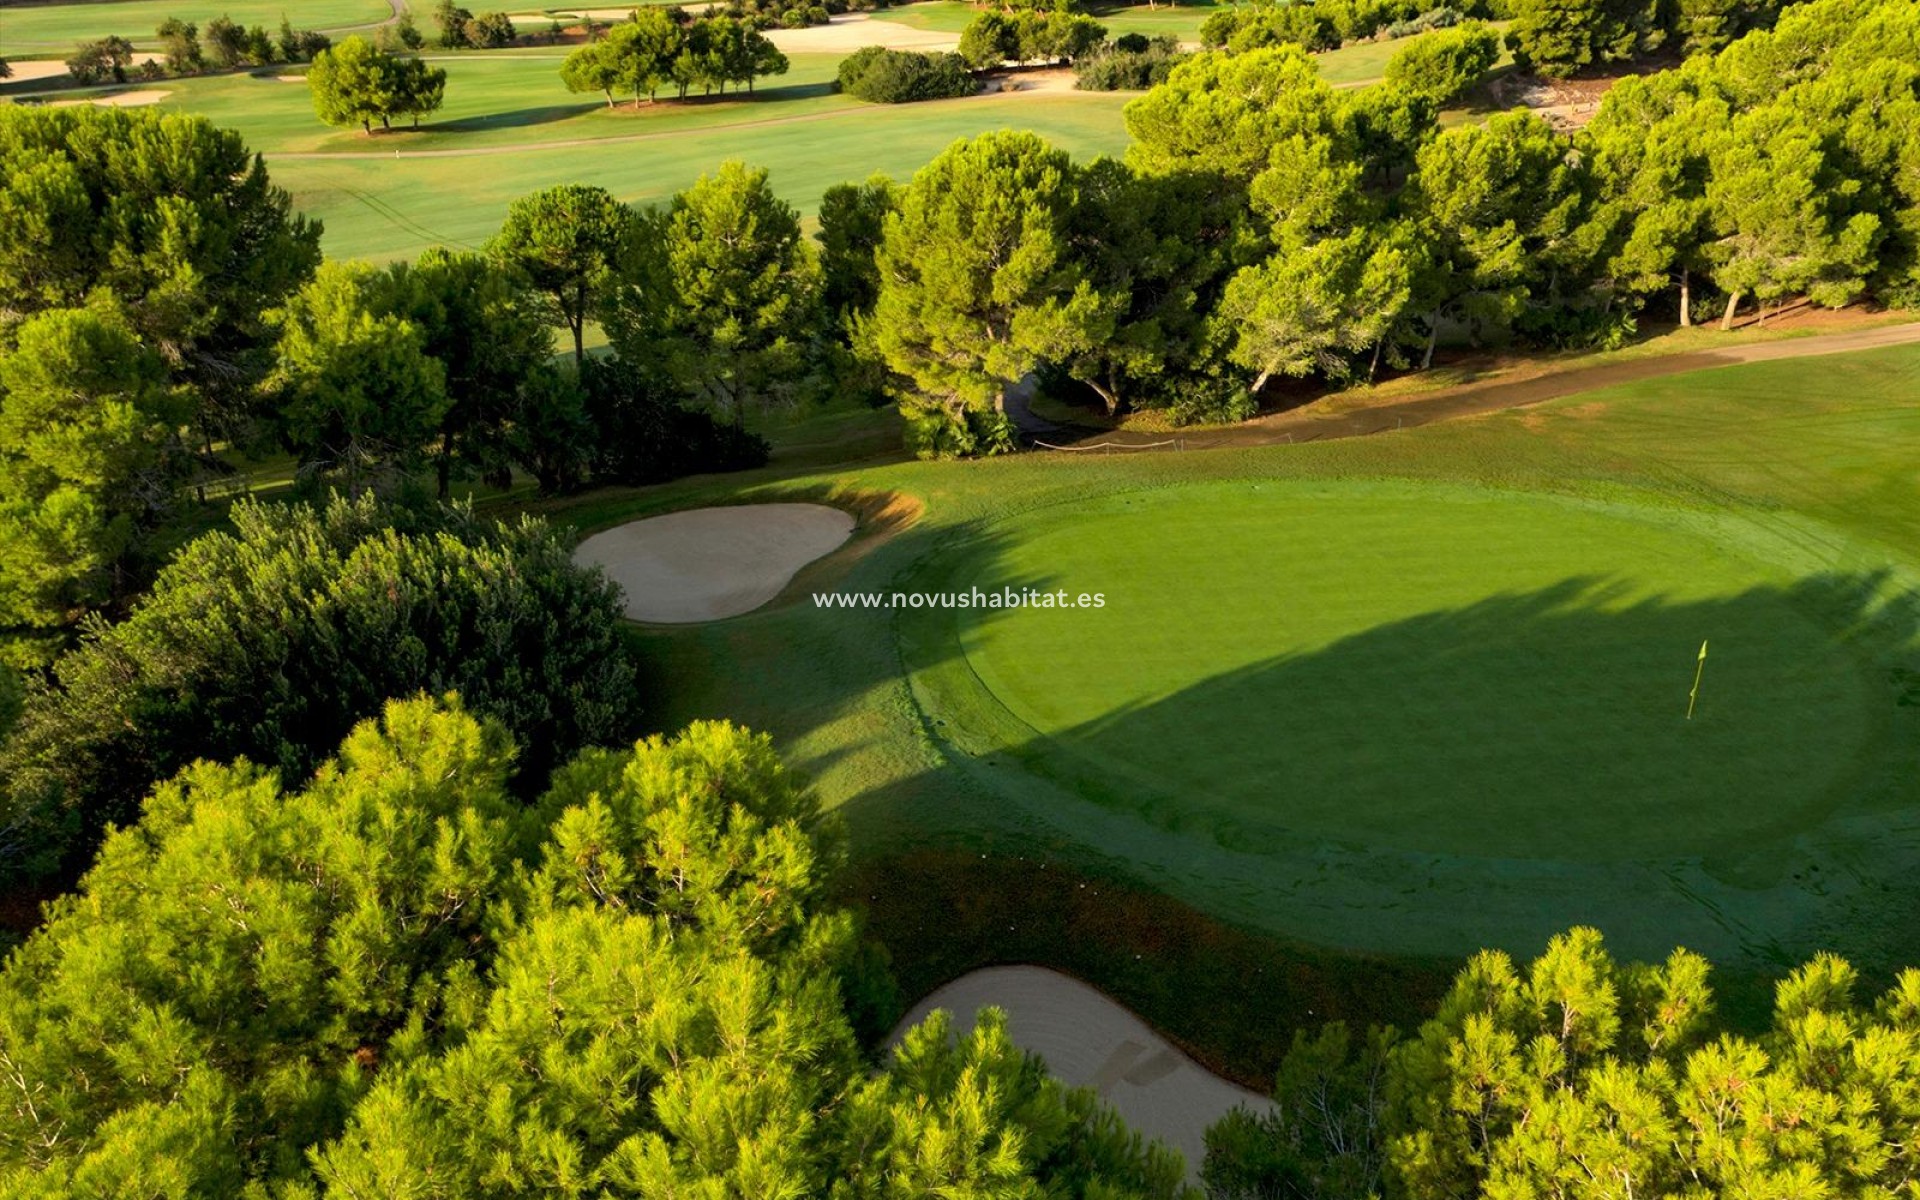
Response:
[574, 502, 853, 623]
[7, 55, 163, 83]
[766, 13, 960, 53]
[892, 966, 1273, 1180]
[51, 89, 170, 107]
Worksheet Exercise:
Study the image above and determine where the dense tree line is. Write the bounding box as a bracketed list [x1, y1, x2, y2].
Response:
[958, 8, 1110, 68]
[0, 494, 636, 881]
[0, 106, 321, 660]
[834, 0, 1918, 449]
[1203, 927, 1920, 1199]
[560, 9, 790, 106]
[1201, 0, 1505, 54]
[308, 35, 448, 132]
[0, 696, 1198, 1197]
[66, 14, 331, 84]
[1507, 0, 1801, 74]
[433, 0, 519, 48]
[0, 108, 774, 667]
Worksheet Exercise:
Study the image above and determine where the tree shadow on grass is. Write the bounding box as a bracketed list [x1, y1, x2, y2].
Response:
[997, 571, 1919, 864]
[429, 101, 603, 133]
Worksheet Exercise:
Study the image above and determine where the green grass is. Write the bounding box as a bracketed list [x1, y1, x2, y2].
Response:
[531, 343, 1920, 1056]
[946, 480, 1880, 862]
[12, 48, 1131, 260]
[144, 50, 854, 154]
[0, 0, 394, 56]
[271, 87, 1130, 258]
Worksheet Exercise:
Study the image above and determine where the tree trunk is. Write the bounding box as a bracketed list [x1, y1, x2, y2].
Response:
[1678, 267, 1691, 328]
[604, 88, 614, 107]
[436, 430, 453, 499]
[1368, 334, 1386, 383]
[1422, 309, 1440, 370]
[1720, 289, 1742, 331]
[1087, 377, 1120, 417]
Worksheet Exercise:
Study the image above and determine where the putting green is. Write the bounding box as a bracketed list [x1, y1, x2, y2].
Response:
[944, 479, 1881, 863]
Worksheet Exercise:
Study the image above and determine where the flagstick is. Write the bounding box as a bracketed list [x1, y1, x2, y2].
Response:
[1686, 639, 1708, 720]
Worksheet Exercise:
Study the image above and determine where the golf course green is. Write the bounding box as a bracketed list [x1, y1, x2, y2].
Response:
[943, 480, 1878, 862]
[568, 340, 1920, 1065]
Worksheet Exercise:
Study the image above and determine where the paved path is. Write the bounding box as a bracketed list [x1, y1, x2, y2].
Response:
[892, 966, 1272, 1182]
[1055, 320, 1920, 452]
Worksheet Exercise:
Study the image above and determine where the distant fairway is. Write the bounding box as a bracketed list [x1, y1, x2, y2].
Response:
[102, 51, 1131, 259]
[946, 480, 1877, 862]
[0, 0, 394, 55]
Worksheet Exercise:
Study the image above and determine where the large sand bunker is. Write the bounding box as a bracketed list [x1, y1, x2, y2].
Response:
[892, 966, 1273, 1180]
[574, 502, 853, 622]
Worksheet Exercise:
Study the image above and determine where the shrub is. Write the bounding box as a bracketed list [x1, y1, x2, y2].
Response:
[1076, 34, 1187, 89]
[837, 45, 976, 102]
[64, 36, 135, 84]
[904, 405, 1016, 459]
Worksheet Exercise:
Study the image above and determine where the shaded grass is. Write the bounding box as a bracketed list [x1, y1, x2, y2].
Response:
[945, 481, 1890, 862]
[851, 848, 1455, 1087]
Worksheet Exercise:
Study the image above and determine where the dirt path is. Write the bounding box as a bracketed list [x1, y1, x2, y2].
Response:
[893, 966, 1271, 1182]
[1058, 320, 1920, 452]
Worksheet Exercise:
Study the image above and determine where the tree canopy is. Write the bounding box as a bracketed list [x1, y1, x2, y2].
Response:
[1205, 927, 1920, 1200]
[606, 160, 823, 417]
[0, 697, 1199, 1198]
[489, 184, 637, 366]
[308, 35, 448, 133]
[869, 131, 1109, 455]
[0, 306, 188, 667]
[0, 493, 636, 881]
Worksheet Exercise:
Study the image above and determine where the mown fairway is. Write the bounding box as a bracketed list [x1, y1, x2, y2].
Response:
[558, 343, 1920, 1005]
[107, 50, 1132, 258]
[0, 0, 393, 55]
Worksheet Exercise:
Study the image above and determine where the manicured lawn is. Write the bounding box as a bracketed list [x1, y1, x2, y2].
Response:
[267, 87, 1131, 258]
[948, 479, 1873, 862]
[0, 0, 394, 56]
[146, 50, 854, 154]
[526, 342, 1920, 1066]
